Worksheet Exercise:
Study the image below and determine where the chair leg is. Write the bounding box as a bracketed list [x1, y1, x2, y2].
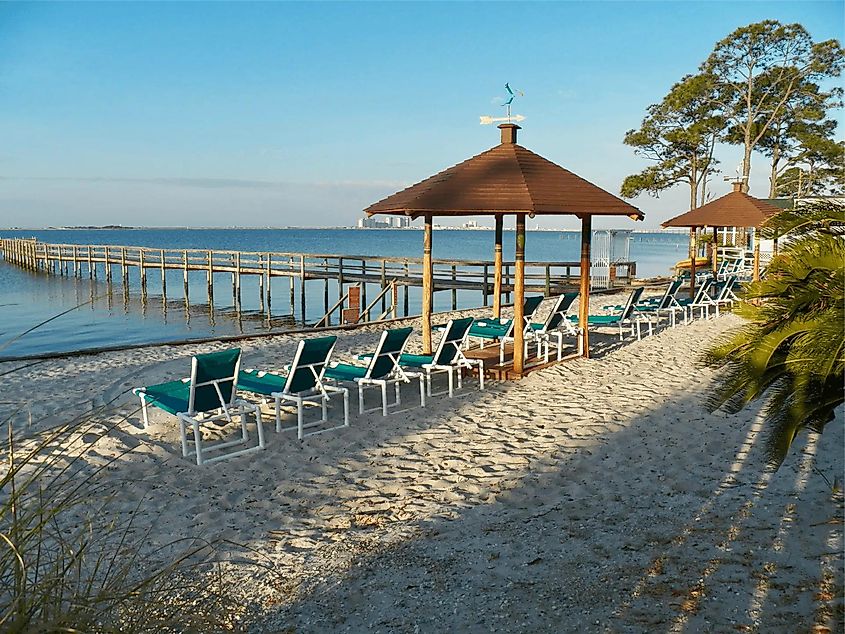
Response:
[192, 420, 203, 466]
[395, 381, 401, 407]
[179, 419, 189, 457]
[419, 375, 426, 407]
[275, 398, 282, 433]
[477, 360, 485, 390]
[447, 367, 454, 398]
[358, 383, 365, 415]
[321, 395, 328, 421]
[381, 382, 388, 416]
[342, 389, 350, 427]
[255, 405, 266, 449]
[239, 404, 249, 442]
[140, 396, 149, 429]
[297, 399, 304, 441]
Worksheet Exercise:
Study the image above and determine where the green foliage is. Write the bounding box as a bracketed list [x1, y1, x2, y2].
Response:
[621, 73, 724, 209]
[0, 408, 254, 632]
[776, 139, 845, 198]
[704, 201, 845, 468]
[701, 20, 844, 184]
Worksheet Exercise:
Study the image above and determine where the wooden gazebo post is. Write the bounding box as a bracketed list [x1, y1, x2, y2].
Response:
[752, 228, 761, 281]
[512, 215, 526, 375]
[688, 227, 697, 298]
[493, 214, 504, 318]
[422, 214, 434, 354]
[712, 227, 718, 275]
[578, 215, 592, 359]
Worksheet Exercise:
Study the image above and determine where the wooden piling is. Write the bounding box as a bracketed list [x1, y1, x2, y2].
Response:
[323, 259, 330, 324]
[139, 249, 147, 296]
[161, 249, 167, 297]
[299, 255, 306, 323]
[265, 253, 272, 312]
[183, 250, 189, 300]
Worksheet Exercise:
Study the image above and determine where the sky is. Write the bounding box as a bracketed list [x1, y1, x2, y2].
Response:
[0, 1, 842, 230]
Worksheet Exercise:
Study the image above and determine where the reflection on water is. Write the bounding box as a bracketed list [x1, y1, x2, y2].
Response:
[0, 228, 688, 359]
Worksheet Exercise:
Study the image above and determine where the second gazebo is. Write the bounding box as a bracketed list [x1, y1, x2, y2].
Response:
[364, 123, 643, 375]
[662, 182, 782, 290]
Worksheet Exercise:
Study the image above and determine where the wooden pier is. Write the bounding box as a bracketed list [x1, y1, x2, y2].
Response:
[0, 238, 637, 326]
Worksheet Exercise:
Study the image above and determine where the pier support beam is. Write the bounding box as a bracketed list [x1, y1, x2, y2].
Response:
[578, 215, 592, 359]
[512, 215, 526, 376]
[422, 214, 433, 355]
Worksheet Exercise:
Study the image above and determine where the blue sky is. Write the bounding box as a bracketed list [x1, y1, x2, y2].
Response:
[1, 1, 842, 229]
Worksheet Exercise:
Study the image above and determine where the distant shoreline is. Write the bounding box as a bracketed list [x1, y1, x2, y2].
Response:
[0, 226, 689, 234]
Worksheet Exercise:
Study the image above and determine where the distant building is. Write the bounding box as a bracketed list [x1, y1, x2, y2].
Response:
[356, 215, 409, 229]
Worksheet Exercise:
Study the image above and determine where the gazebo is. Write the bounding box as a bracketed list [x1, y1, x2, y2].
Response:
[662, 182, 781, 291]
[364, 123, 643, 375]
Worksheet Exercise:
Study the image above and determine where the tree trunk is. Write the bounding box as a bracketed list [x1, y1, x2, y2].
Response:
[769, 145, 781, 198]
[742, 135, 753, 193]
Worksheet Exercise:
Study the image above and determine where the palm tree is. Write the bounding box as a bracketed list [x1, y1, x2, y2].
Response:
[704, 200, 844, 468]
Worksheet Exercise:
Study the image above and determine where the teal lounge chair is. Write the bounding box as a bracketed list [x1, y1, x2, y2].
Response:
[363, 317, 482, 398]
[567, 287, 649, 340]
[133, 348, 264, 466]
[635, 280, 684, 328]
[324, 327, 425, 416]
[692, 275, 738, 319]
[528, 292, 580, 362]
[237, 335, 349, 440]
[467, 295, 545, 364]
[675, 279, 715, 321]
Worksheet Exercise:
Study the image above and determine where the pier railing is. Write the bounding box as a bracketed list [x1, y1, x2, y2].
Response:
[0, 238, 637, 327]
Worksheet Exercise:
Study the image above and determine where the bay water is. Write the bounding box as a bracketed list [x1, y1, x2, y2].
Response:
[0, 228, 687, 359]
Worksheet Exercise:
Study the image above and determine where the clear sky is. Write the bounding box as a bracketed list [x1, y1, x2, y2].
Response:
[1, 1, 842, 229]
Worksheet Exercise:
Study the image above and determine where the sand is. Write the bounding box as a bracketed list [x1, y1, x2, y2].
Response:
[1, 293, 842, 633]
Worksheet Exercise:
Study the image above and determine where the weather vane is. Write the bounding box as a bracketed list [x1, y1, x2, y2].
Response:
[480, 83, 525, 125]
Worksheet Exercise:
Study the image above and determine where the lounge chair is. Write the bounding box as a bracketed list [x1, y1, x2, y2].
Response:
[364, 317, 483, 398]
[528, 292, 580, 362]
[237, 335, 349, 440]
[466, 295, 545, 364]
[324, 327, 425, 416]
[635, 280, 685, 328]
[675, 279, 715, 321]
[133, 348, 264, 466]
[697, 276, 739, 318]
[567, 287, 649, 340]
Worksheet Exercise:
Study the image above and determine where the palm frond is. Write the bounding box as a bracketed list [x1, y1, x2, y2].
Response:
[703, 199, 844, 469]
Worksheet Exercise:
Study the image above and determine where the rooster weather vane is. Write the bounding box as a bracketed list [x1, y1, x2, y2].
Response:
[479, 83, 525, 126]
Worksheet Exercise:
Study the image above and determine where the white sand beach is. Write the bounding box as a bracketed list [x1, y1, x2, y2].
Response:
[1, 293, 842, 633]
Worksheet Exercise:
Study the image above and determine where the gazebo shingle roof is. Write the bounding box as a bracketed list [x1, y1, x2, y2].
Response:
[365, 125, 643, 220]
[662, 190, 781, 229]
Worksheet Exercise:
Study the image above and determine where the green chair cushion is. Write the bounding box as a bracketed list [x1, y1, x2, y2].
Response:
[139, 379, 191, 416]
[237, 370, 286, 396]
[396, 353, 435, 367]
[469, 324, 512, 339]
[324, 363, 368, 382]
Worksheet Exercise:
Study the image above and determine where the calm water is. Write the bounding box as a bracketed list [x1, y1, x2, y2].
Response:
[0, 229, 687, 359]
